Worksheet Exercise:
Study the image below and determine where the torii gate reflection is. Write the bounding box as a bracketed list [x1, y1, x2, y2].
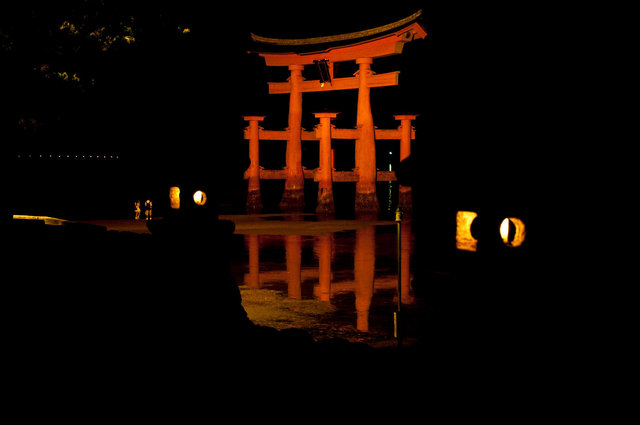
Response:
[243, 223, 413, 333]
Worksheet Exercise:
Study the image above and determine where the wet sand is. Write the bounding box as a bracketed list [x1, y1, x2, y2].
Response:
[82, 214, 395, 236]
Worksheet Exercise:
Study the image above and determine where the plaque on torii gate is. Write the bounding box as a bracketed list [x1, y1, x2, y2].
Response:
[247, 10, 426, 213]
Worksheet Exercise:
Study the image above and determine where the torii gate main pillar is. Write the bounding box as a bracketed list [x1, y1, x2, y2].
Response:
[279, 65, 306, 211]
[355, 58, 379, 214]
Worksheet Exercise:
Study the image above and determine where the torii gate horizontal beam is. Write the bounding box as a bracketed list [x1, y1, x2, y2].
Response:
[267, 71, 399, 94]
[252, 169, 398, 182]
[253, 21, 427, 67]
[243, 126, 416, 141]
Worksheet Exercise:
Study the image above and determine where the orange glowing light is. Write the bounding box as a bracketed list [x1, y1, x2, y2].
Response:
[500, 217, 526, 247]
[193, 190, 207, 206]
[456, 211, 478, 252]
[169, 186, 180, 209]
[500, 218, 510, 242]
[12, 215, 67, 226]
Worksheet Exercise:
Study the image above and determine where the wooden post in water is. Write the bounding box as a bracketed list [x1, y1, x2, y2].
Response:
[394, 115, 418, 213]
[243, 116, 265, 213]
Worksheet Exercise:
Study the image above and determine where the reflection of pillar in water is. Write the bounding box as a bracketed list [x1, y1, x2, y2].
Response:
[285, 234, 302, 299]
[315, 233, 332, 302]
[354, 226, 375, 332]
[247, 234, 260, 288]
[401, 221, 412, 304]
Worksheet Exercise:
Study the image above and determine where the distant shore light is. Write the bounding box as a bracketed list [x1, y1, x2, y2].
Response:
[169, 186, 181, 209]
[193, 190, 207, 206]
[500, 218, 526, 247]
[456, 211, 478, 252]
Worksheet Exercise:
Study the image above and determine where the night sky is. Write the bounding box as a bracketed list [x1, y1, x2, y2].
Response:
[3, 1, 570, 220]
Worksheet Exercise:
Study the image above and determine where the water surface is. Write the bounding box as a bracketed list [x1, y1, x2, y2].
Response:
[227, 214, 415, 346]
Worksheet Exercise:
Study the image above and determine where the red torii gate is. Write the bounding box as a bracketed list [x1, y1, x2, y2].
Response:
[244, 10, 426, 215]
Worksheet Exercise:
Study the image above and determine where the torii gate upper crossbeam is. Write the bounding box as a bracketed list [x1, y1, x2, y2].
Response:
[267, 71, 400, 94]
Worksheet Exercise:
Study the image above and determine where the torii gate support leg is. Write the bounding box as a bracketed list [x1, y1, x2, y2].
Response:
[244, 116, 264, 213]
[314, 112, 338, 215]
[394, 114, 417, 213]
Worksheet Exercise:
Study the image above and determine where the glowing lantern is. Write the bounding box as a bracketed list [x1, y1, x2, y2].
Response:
[456, 211, 478, 252]
[500, 218, 510, 241]
[193, 190, 207, 206]
[499, 217, 526, 247]
[169, 186, 181, 209]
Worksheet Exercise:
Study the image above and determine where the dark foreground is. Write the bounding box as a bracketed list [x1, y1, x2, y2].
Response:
[4, 218, 391, 367]
[4, 214, 564, 413]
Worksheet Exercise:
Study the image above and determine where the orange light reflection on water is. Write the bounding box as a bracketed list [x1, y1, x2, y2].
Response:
[240, 223, 413, 337]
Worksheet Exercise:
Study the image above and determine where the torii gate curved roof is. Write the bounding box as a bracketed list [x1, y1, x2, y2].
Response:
[249, 9, 427, 66]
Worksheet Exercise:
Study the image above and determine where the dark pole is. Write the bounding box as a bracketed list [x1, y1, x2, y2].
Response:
[394, 207, 403, 347]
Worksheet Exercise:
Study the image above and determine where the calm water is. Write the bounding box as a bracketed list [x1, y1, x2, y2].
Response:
[228, 216, 415, 346]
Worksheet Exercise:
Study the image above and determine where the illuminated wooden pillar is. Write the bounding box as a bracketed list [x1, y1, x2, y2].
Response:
[243, 116, 265, 213]
[280, 64, 305, 211]
[316, 234, 332, 302]
[394, 114, 417, 212]
[355, 58, 379, 215]
[354, 225, 375, 332]
[247, 234, 260, 288]
[313, 112, 339, 214]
